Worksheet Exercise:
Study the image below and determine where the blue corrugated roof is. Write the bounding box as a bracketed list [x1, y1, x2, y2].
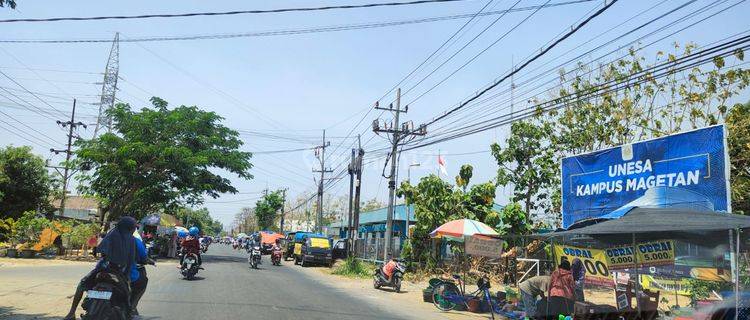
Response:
[329, 203, 504, 228]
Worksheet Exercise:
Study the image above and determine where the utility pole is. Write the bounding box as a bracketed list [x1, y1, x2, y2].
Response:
[351, 135, 364, 256]
[313, 130, 332, 234]
[372, 88, 426, 260]
[49, 99, 87, 219]
[279, 188, 287, 232]
[347, 148, 356, 242]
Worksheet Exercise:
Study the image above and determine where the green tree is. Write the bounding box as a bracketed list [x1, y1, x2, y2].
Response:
[499, 43, 750, 225]
[0, 146, 53, 220]
[361, 198, 385, 212]
[75, 97, 252, 223]
[255, 190, 285, 231]
[397, 168, 499, 263]
[491, 120, 558, 220]
[495, 202, 531, 245]
[0, 0, 16, 9]
[727, 101, 750, 214]
[174, 207, 210, 231]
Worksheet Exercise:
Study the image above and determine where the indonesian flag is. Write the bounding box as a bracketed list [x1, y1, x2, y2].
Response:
[438, 155, 448, 176]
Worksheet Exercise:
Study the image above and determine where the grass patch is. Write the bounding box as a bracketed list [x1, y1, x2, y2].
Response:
[331, 257, 375, 279]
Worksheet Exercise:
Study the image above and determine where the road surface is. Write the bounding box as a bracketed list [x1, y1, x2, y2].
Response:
[0, 245, 435, 320]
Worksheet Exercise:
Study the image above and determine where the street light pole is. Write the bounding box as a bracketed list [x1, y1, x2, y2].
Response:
[406, 163, 420, 239]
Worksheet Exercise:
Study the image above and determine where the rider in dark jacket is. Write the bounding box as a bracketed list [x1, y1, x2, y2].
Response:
[64, 216, 137, 320]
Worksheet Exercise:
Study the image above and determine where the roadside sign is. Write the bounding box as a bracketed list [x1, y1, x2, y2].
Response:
[606, 240, 676, 270]
[561, 125, 730, 228]
[465, 235, 503, 258]
[554, 244, 612, 287]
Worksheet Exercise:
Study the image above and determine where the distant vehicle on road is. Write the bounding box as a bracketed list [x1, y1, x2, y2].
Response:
[294, 234, 332, 267]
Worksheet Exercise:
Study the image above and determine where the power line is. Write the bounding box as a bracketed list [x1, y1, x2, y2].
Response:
[0, 0, 469, 24]
[248, 147, 312, 154]
[424, 0, 734, 139]
[423, 0, 698, 136]
[0, 0, 597, 43]
[404, 33, 750, 150]
[0, 69, 69, 117]
[381, 0, 497, 102]
[423, 0, 619, 127]
[401, 0, 531, 99]
[134, 42, 290, 131]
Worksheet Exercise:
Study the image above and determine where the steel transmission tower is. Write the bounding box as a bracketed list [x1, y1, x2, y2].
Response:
[93, 32, 120, 136]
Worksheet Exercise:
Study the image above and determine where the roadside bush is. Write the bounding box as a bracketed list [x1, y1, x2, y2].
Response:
[14, 211, 51, 248]
[685, 279, 732, 306]
[332, 257, 374, 279]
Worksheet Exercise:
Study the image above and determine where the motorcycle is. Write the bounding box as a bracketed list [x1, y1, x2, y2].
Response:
[248, 245, 262, 269]
[80, 263, 131, 320]
[180, 252, 200, 280]
[200, 242, 208, 253]
[271, 246, 283, 266]
[144, 241, 158, 259]
[373, 260, 407, 293]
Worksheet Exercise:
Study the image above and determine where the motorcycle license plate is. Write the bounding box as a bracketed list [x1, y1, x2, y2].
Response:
[253, 250, 260, 254]
[87, 290, 112, 300]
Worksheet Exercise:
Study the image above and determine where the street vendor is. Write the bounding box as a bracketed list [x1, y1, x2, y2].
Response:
[571, 258, 585, 302]
[548, 257, 575, 317]
[518, 275, 551, 318]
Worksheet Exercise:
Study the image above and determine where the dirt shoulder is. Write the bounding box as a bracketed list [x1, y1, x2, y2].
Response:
[294, 261, 494, 320]
[0, 257, 92, 268]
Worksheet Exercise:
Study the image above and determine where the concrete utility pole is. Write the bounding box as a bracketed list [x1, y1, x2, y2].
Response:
[347, 148, 356, 240]
[49, 99, 87, 218]
[313, 130, 332, 234]
[279, 188, 287, 232]
[346, 135, 366, 256]
[372, 88, 426, 260]
[351, 135, 364, 256]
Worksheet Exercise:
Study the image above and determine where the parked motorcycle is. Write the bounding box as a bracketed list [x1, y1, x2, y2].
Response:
[80, 263, 131, 320]
[180, 252, 200, 280]
[373, 260, 406, 293]
[271, 246, 283, 266]
[248, 245, 262, 269]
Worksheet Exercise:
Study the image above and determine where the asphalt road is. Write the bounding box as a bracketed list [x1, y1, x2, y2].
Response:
[134, 244, 415, 320]
[0, 246, 483, 320]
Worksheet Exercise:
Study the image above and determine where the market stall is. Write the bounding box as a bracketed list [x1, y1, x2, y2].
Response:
[538, 207, 750, 319]
[140, 214, 183, 258]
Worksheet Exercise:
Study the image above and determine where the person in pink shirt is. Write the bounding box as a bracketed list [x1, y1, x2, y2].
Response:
[547, 257, 575, 317]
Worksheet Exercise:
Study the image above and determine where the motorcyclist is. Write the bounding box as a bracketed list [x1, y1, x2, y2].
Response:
[272, 238, 282, 252]
[248, 234, 261, 264]
[131, 229, 154, 316]
[64, 216, 138, 320]
[180, 227, 202, 267]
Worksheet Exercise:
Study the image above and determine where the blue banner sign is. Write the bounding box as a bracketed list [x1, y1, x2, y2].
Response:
[561, 125, 730, 228]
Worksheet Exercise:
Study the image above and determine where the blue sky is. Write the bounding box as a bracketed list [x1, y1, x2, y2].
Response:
[0, 0, 747, 227]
